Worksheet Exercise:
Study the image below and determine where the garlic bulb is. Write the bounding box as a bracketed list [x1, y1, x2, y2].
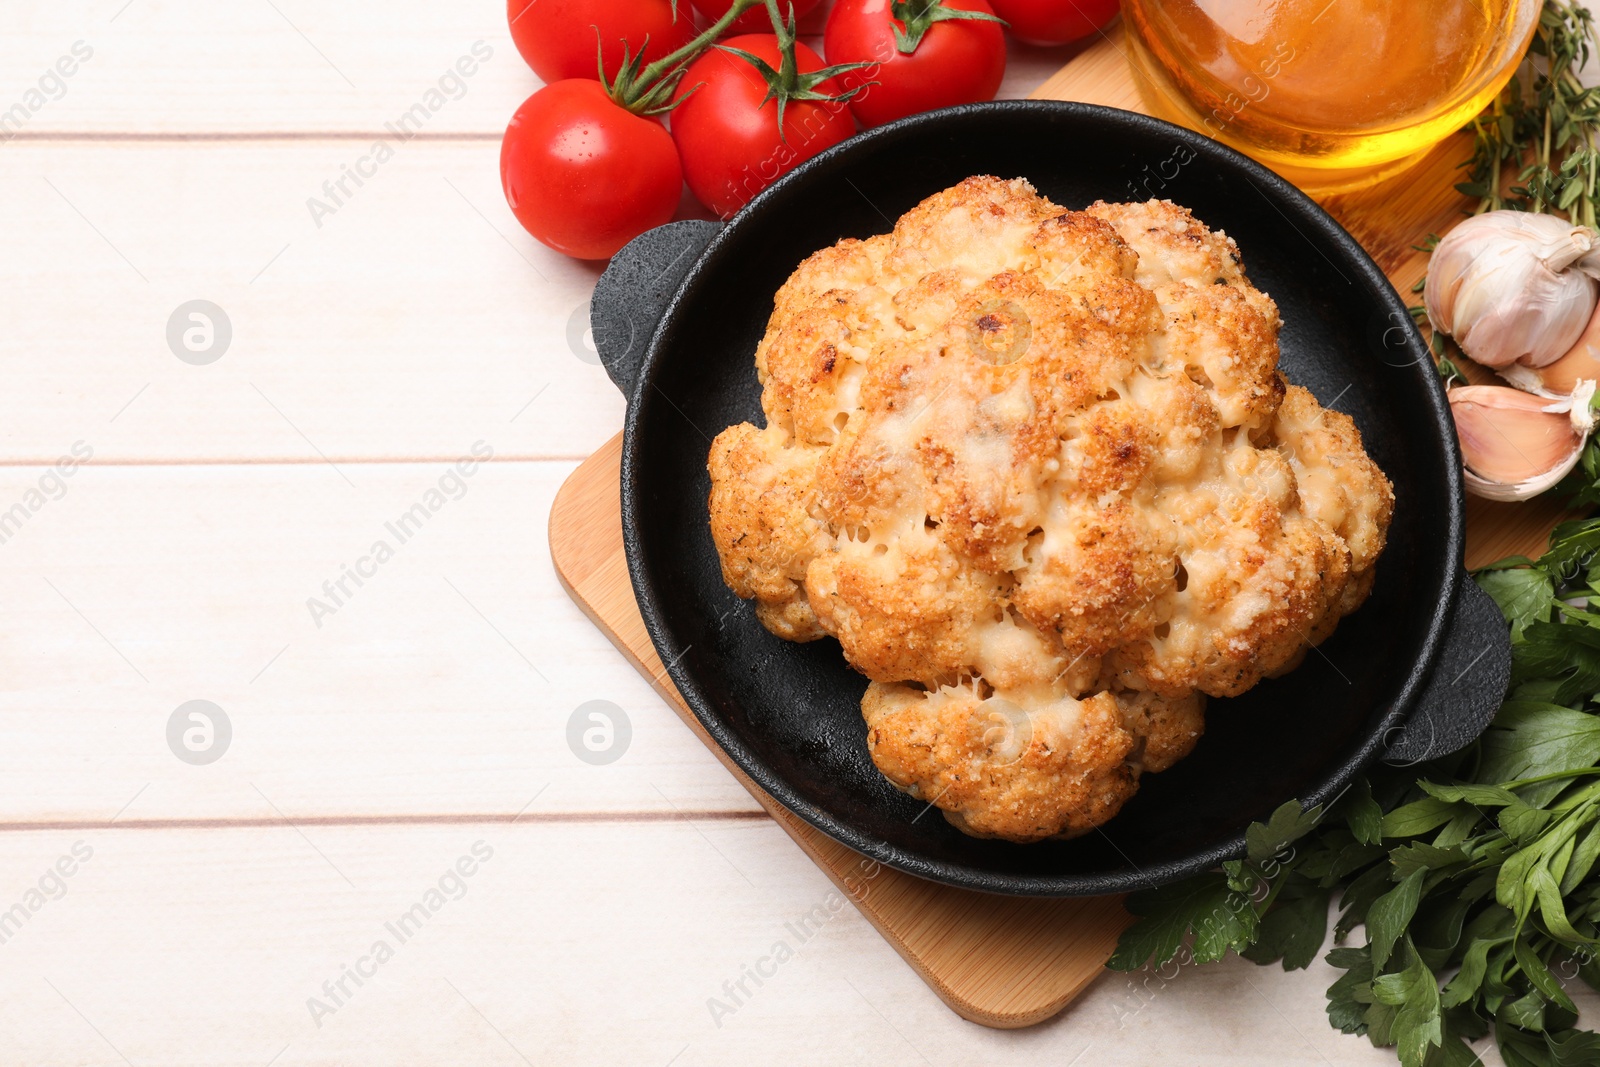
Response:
[1449, 381, 1596, 501]
[1501, 298, 1600, 396]
[1427, 211, 1600, 369]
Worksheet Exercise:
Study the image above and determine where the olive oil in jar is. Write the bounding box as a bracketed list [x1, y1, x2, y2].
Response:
[1121, 0, 1540, 190]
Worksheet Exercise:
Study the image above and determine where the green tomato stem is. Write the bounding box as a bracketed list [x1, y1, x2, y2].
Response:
[620, 0, 768, 107]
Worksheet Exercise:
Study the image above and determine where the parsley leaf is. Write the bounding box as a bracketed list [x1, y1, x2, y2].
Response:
[1368, 869, 1427, 971]
[1510, 625, 1600, 706]
[1246, 798, 1324, 862]
[1477, 701, 1600, 806]
[1477, 566, 1558, 639]
[1106, 873, 1251, 971]
[1241, 876, 1328, 970]
[1371, 940, 1443, 1067]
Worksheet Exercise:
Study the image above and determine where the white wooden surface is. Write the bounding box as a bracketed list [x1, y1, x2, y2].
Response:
[0, 3, 1426, 1063]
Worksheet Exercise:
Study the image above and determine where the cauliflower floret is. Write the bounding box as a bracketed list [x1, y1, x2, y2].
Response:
[1271, 383, 1395, 615]
[707, 177, 1393, 842]
[862, 681, 1204, 841]
[707, 423, 829, 641]
[862, 682, 1137, 842]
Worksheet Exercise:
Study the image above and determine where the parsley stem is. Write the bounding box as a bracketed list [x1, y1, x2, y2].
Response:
[1504, 766, 1600, 789]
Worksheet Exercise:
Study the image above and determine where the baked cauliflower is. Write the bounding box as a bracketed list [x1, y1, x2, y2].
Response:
[707, 177, 1393, 843]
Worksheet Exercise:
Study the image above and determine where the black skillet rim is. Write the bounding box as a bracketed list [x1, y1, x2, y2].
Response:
[619, 99, 1466, 896]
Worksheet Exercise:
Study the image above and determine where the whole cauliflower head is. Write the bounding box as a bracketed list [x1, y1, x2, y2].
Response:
[707, 177, 1393, 843]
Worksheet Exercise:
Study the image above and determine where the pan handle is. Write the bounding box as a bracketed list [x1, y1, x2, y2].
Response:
[590, 219, 723, 400]
[1382, 570, 1511, 765]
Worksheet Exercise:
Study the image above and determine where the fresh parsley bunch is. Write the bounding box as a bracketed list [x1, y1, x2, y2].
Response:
[1109, 518, 1600, 1067]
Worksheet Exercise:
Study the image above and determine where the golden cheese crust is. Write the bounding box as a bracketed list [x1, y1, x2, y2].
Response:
[707, 177, 1393, 843]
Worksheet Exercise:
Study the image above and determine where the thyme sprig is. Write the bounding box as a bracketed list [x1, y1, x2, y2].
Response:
[1458, 0, 1600, 228]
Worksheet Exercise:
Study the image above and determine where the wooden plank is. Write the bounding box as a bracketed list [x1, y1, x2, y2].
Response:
[0, 822, 1396, 1066]
[0, 33, 1073, 468]
[1, 0, 535, 137]
[0, 142, 621, 464]
[551, 434, 1132, 1030]
[0, 460, 768, 822]
[0, 4, 1071, 136]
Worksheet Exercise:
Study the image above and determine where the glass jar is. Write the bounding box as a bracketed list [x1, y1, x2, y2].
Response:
[1121, 0, 1541, 192]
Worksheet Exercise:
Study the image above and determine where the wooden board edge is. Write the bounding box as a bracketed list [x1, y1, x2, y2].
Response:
[934, 897, 1134, 1029]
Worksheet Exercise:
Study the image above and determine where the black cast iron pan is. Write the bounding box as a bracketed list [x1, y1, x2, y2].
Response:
[588, 101, 1512, 896]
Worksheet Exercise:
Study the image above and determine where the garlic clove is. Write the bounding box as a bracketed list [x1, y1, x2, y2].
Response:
[1449, 383, 1592, 501]
[1501, 298, 1600, 396]
[1426, 211, 1600, 369]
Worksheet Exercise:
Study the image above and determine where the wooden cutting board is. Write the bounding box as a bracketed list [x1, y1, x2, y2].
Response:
[548, 23, 1566, 1031]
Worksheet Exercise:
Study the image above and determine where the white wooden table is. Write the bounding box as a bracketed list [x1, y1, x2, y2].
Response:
[0, 3, 1411, 1063]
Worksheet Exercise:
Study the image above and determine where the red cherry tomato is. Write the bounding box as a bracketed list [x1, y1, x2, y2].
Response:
[501, 80, 683, 260]
[985, 0, 1117, 44]
[670, 34, 858, 218]
[823, 0, 1006, 129]
[508, 0, 697, 83]
[689, 0, 821, 36]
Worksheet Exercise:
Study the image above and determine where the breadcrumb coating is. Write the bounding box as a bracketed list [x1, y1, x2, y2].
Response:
[707, 177, 1393, 843]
